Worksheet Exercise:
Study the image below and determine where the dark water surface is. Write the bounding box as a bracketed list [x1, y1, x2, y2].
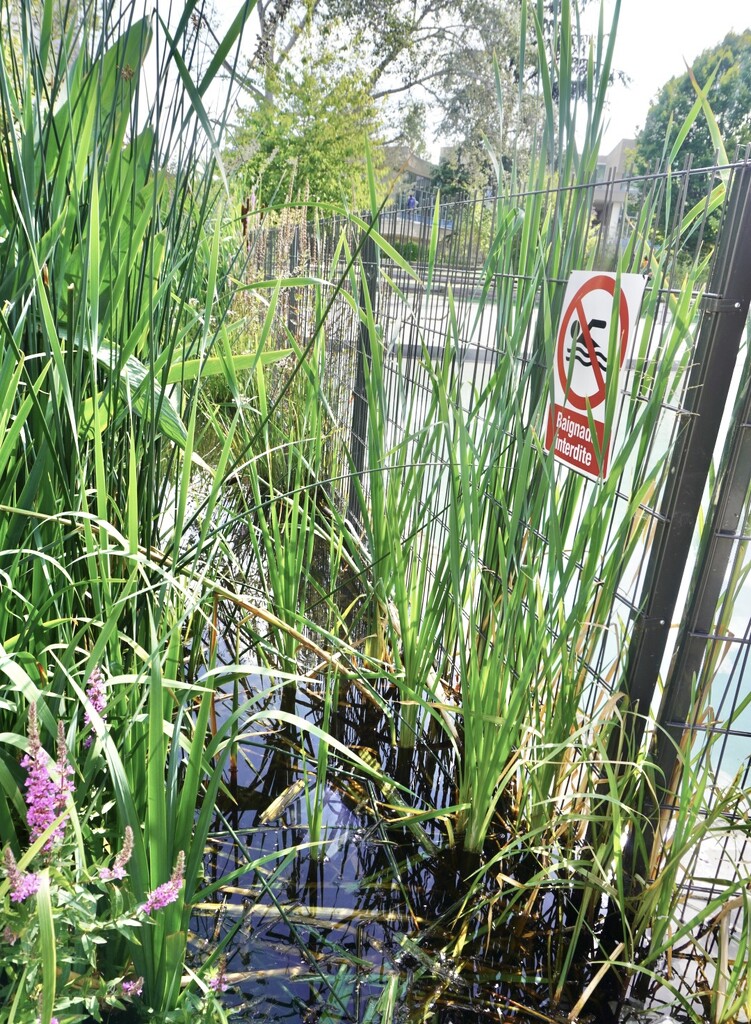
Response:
[188, 672, 639, 1024]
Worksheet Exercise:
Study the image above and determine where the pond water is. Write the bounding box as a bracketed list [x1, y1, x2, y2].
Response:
[190, 673, 639, 1024]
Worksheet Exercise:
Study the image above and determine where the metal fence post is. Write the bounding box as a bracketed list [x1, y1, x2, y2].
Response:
[622, 163, 751, 747]
[645, 168, 751, 801]
[619, 163, 751, 875]
[347, 220, 379, 524]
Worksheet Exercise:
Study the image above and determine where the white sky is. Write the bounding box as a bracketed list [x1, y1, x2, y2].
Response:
[590, 0, 751, 152]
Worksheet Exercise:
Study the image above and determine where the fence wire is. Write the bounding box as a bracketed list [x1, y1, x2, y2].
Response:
[247, 157, 751, 1015]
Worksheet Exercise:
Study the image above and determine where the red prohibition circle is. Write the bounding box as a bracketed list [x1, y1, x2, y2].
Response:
[556, 275, 629, 412]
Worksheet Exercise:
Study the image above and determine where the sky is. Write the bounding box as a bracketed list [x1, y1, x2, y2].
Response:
[588, 0, 751, 152]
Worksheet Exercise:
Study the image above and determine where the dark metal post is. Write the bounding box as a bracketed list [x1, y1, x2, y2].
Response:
[590, 162, 751, 1014]
[651, 331, 751, 810]
[620, 164, 751, 1005]
[348, 220, 379, 524]
[288, 225, 299, 335]
[622, 162, 751, 751]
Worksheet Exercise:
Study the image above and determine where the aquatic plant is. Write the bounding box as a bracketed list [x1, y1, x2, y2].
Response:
[203, 0, 751, 1018]
[0, 0, 268, 1016]
[0, 700, 220, 1021]
[0, 0, 747, 1018]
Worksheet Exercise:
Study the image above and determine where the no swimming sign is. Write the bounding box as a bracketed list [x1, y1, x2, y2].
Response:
[544, 271, 647, 481]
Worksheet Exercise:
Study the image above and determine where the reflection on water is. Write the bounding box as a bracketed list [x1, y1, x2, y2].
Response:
[191, 677, 634, 1024]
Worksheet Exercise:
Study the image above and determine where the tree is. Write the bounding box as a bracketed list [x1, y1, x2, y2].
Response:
[634, 31, 751, 177]
[432, 144, 497, 197]
[211, 0, 476, 150]
[429, 0, 542, 182]
[226, 49, 385, 208]
[214, 0, 598, 168]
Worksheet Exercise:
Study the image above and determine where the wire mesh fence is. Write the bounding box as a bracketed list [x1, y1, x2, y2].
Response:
[245, 155, 751, 1014]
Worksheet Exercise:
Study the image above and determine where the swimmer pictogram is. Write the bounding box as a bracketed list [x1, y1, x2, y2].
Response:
[545, 270, 648, 482]
[565, 318, 608, 372]
[555, 275, 629, 413]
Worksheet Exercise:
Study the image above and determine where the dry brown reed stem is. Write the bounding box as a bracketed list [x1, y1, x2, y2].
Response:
[210, 584, 388, 716]
[192, 901, 424, 924]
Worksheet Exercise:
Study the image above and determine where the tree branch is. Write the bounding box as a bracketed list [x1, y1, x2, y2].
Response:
[278, 0, 322, 60]
[372, 67, 451, 99]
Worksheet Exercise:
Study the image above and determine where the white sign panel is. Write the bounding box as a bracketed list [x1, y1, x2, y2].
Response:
[544, 271, 647, 480]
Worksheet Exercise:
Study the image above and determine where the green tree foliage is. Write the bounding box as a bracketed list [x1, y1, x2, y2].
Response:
[632, 29, 751, 243]
[634, 30, 751, 173]
[217, 0, 599, 171]
[432, 144, 497, 196]
[433, 1, 541, 171]
[227, 50, 384, 208]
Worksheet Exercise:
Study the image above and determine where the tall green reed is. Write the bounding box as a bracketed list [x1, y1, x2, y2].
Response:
[291, 0, 749, 1012]
[206, 8, 751, 1018]
[0, 0, 268, 1016]
[0, 0, 732, 1015]
[336, 0, 661, 858]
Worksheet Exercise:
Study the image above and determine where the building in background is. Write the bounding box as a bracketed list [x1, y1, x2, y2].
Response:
[384, 147, 437, 207]
[593, 138, 636, 243]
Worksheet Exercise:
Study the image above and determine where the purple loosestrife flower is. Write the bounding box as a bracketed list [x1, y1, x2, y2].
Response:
[56, 720, 75, 803]
[122, 977, 144, 997]
[3, 847, 40, 903]
[10, 872, 41, 902]
[208, 955, 228, 993]
[140, 851, 185, 914]
[84, 665, 107, 747]
[100, 826, 134, 881]
[21, 704, 56, 843]
[21, 705, 74, 849]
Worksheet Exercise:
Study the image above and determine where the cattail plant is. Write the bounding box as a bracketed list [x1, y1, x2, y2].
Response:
[0, 0, 262, 1016]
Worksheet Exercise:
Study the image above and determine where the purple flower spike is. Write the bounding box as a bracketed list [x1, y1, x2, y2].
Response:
[20, 705, 74, 849]
[122, 976, 144, 997]
[21, 705, 54, 839]
[100, 826, 134, 881]
[208, 955, 228, 993]
[3, 847, 40, 903]
[83, 666, 107, 747]
[140, 851, 185, 914]
[11, 872, 41, 902]
[56, 720, 75, 801]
